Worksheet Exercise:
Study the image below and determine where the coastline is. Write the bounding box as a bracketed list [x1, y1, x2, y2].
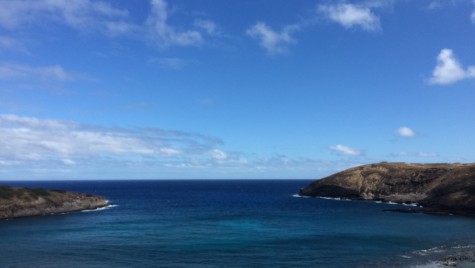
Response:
[411, 245, 475, 268]
[299, 162, 475, 217]
[0, 185, 109, 220]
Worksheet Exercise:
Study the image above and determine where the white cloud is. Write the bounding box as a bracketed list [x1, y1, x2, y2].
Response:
[194, 19, 219, 36]
[329, 144, 362, 156]
[0, 0, 131, 35]
[61, 158, 76, 165]
[0, 114, 376, 179]
[427, 1, 442, 10]
[160, 148, 182, 156]
[210, 149, 227, 160]
[146, 0, 203, 47]
[0, 114, 225, 165]
[471, 0, 475, 23]
[246, 22, 299, 55]
[318, 3, 381, 31]
[0, 63, 76, 81]
[429, 49, 475, 85]
[397, 127, 416, 138]
[0, 0, 217, 48]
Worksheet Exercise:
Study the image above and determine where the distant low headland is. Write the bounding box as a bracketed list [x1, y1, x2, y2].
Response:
[300, 162, 475, 216]
[0, 185, 108, 220]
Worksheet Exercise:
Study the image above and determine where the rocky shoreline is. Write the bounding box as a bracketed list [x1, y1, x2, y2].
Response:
[300, 162, 475, 216]
[0, 185, 108, 220]
[440, 251, 475, 267]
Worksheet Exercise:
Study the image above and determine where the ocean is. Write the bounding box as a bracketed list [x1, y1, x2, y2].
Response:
[1, 180, 474, 267]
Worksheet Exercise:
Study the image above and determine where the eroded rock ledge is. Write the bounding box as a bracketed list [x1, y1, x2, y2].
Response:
[0, 185, 108, 220]
[299, 162, 475, 216]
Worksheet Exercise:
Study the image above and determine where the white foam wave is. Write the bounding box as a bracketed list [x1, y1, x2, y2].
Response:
[379, 201, 422, 207]
[293, 195, 422, 208]
[402, 202, 421, 207]
[292, 194, 310, 198]
[317, 196, 350, 201]
[81, 204, 118, 213]
[412, 247, 444, 256]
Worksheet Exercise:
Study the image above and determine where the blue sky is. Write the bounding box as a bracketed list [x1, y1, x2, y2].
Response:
[0, 0, 475, 180]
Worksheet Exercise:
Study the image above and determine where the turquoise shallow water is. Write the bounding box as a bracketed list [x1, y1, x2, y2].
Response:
[1, 180, 475, 267]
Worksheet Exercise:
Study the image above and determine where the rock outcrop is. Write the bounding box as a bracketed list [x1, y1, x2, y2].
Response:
[0, 185, 108, 219]
[300, 162, 475, 216]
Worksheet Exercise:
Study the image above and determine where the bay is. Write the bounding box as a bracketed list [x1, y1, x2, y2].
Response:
[1, 180, 474, 267]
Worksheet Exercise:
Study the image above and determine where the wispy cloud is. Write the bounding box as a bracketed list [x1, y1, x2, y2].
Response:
[0, 63, 76, 81]
[194, 19, 220, 36]
[145, 0, 220, 48]
[427, 1, 443, 10]
[428, 49, 475, 85]
[150, 57, 190, 70]
[246, 22, 299, 55]
[0, 0, 132, 35]
[146, 0, 204, 47]
[0, 0, 218, 48]
[428, 0, 475, 22]
[471, 0, 475, 24]
[0, 114, 359, 179]
[210, 149, 227, 160]
[329, 144, 362, 156]
[0, 36, 28, 53]
[397, 127, 416, 138]
[318, 3, 381, 31]
[0, 114, 223, 166]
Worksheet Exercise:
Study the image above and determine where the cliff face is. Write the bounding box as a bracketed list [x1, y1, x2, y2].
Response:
[0, 186, 108, 219]
[300, 162, 475, 215]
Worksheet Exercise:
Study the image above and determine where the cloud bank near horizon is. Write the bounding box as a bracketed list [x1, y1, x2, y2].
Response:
[0, 114, 222, 166]
[0, 114, 363, 179]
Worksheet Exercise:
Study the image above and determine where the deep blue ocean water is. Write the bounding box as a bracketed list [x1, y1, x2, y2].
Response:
[1, 180, 475, 267]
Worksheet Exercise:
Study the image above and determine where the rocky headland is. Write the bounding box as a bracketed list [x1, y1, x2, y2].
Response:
[0, 185, 108, 220]
[299, 162, 475, 216]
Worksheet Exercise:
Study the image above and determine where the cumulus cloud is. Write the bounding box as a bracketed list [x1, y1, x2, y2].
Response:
[318, 3, 381, 31]
[429, 49, 475, 85]
[246, 22, 299, 55]
[0, 114, 224, 166]
[397, 127, 416, 138]
[329, 144, 362, 156]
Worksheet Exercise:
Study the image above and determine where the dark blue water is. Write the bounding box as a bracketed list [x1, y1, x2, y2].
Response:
[1, 180, 474, 267]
